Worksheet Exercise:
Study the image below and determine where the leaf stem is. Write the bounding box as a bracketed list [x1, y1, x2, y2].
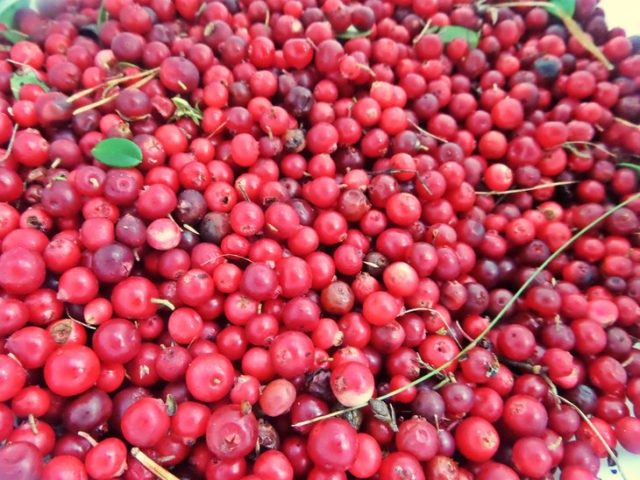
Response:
[555, 393, 628, 480]
[292, 191, 640, 428]
[476, 180, 578, 195]
[0, 124, 19, 162]
[614, 116, 640, 129]
[130, 448, 180, 480]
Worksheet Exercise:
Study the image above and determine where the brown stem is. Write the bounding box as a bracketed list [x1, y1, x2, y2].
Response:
[130, 447, 180, 480]
[0, 124, 19, 162]
[77, 431, 98, 447]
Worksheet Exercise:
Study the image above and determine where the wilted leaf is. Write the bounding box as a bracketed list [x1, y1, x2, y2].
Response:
[340, 408, 363, 430]
[558, 12, 613, 70]
[369, 398, 398, 431]
[92, 138, 143, 168]
[10, 70, 49, 99]
[165, 394, 177, 416]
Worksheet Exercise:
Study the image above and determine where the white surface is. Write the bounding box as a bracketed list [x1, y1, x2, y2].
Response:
[600, 0, 640, 36]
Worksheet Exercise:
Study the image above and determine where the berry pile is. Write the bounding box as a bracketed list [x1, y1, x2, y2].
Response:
[0, 0, 639, 478]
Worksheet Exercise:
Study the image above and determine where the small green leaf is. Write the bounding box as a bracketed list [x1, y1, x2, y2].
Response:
[335, 25, 373, 39]
[436, 26, 481, 48]
[97, 2, 109, 29]
[10, 69, 49, 99]
[92, 138, 143, 168]
[172, 96, 203, 125]
[545, 0, 575, 17]
[0, 0, 30, 29]
[0, 29, 27, 44]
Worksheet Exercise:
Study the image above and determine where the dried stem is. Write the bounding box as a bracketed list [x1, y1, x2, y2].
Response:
[292, 191, 640, 428]
[130, 447, 180, 480]
[409, 120, 448, 143]
[476, 180, 578, 195]
[614, 116, 640, 129]
[555, 394, 628, 480]
[0, 124, 19, 162]
[72, 68, 159, 115]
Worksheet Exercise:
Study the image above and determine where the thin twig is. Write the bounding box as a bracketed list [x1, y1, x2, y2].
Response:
[555, 394, 628, 480]
[0, 124, 19, 162]
[130, 448, 180, 480]
[477, 180, 578, 195]
[292, 191, 640, 427]
[409, 120, 448, 143]
[614, 116, 640, 129]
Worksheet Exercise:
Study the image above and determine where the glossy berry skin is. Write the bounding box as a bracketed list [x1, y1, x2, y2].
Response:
[206, 404, 259, 460]
[615, 417, 640, 454]
[307, 418, 359, 471]
[0, 1, 640, 479]
[185, 353, 234, 402]
[269, 331, 315, 379]
[0, 355, 26, 402]
[121, 397, 170, 447]
[84, 438, 127, 480]
[0, 248, 46, 295]
[111, 277, 161, 319]
[330, 361, 375, 407]
[454, 416, 500, 462]
[44, 345, 101, 397]
[0, 441, 44, 479]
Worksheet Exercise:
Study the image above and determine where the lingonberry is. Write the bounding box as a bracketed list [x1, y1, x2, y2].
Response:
[0, 247, 46, 295]
[44, 345, 100, 397]
[503, 394, 549, 437]
[62, 387, 112, 434]
[84, 437, 127, 480]
[120, 397, 170, 448]
[0, 1, 639, 477]
[186, 352, 234, 402]
[512, 436, 554, 478]
[206, 403, 259, 460]
[0, 441, 44, 479]
[454, 416, 500, 462]
[92, 318, 142, 364]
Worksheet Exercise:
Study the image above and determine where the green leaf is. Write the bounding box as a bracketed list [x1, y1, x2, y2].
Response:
[97, 2, 108, 29]
[0, 28, 26, 43]
[545, 0, 575, 17]
[436, 26, 480, 48]
[10, 69, 49, 99]
[91, 138, 143, 168]
[335, 25, 373, 39]
[0, 0, 30, 29]
[618, 162, 640, 174]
